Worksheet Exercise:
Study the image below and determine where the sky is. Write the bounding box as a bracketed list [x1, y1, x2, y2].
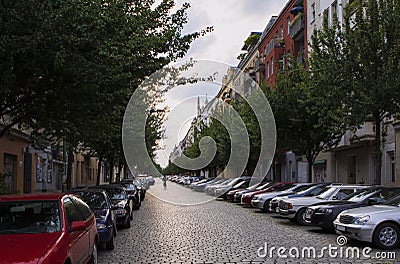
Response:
[155, 0, 287, 168]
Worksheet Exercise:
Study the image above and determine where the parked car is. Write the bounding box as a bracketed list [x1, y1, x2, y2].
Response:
[279, 184, 369, 225]
[233, 182, 276, 203]
[251, 183, 314, 212]
[146, 176, 155, 185]
[89, 185, 133, 228]
[190, 178, 213, 189]
[213, 177, 251, 199]
[121, 178, 146, 201]
[205, 179, 234, 194]
[269, 183, 331, 213]
[193, 177, 224, 192]
[241, 182, 294, 206]
[306, 187, 400, 231]
[334, 194, 400, 249]
[72, 189, 118, 249]
[119, 183, 141, 210]
[0, 193, 98, 264]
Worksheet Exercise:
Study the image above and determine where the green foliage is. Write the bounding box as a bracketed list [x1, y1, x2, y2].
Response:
[244, 34, 260, 48]
[0, 0, 213, 178]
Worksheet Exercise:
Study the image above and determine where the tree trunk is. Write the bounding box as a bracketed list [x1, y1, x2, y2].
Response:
[96, 154, 103, 185]
[306, 150, 313, 183]
[374, 113, 382, 185]
[67, 147, 73, 190]
[109, 160, 114, 184]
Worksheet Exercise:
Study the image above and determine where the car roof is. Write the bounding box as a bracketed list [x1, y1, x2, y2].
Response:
[0, 192, 68, 201]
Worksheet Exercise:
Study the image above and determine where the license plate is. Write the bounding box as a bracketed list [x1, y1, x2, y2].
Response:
[336, 224, 346, 232]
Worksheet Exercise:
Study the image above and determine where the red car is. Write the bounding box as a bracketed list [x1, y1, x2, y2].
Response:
[0, 193, 98, 264]
[241, 182, 293, 205]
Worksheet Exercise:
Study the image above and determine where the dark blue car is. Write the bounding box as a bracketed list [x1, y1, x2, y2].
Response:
[72, 189, 117, 250]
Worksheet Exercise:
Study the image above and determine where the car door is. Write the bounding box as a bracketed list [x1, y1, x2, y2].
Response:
[63, 197, 88, 264]
[72, 197, 96, 261]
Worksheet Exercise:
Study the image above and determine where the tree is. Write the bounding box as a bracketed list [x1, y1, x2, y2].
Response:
[0, 0, 212, 185]
[270, 54, 351, 182]
[310, 0, 400, 184]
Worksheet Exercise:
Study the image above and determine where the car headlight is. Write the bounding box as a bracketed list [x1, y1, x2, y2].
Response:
[353, 215, 370, 225]
[318, 208, 332, 214]
[96, 223, 106, 229]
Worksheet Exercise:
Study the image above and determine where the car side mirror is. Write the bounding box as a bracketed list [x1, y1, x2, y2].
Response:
[368, 197, 380, 205]
[70, 221, 86, 232]
[332, 196, 338, 200]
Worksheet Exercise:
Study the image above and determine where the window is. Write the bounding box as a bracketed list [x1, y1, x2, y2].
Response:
[323, 8, 329, 24]
[4, 154, 16, 192]
[311, 3, 316, 22]
[389, 152, 396, 182]
[266, 62, 269, 78]
[280, 25, 283, 39]
[270, 57, 274, 76]
[331, 1, 338, 22]
[63, 197, 82, 230]
[73, 197, 93, 220]
[279, 55, 284, 71]
[287, 16, 290, 34]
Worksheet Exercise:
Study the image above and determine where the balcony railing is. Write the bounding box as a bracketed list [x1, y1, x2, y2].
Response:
[254, 58, 265, 73]
[289, 13, 305, 39]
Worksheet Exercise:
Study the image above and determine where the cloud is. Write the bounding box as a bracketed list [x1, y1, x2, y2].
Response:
[156, 0, 288, 167]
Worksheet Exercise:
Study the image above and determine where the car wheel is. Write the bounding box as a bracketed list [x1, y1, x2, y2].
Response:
[262, 199, 272, 213]
[295, 208, 310, 226]
[373, 223, 400, 250]
[88, 242, 98, 264]
[106, 232, 115, 250]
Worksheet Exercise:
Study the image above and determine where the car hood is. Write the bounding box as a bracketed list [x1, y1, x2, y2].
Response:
[111, 199, 127, 208]
[340, 205, 400, 217]
[0, 233, 61, 263]
[282, 196, 324, 206]
[255, 191, 288, 201]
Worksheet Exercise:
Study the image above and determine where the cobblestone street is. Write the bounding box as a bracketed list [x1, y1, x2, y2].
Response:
[98, 180, 400, 264]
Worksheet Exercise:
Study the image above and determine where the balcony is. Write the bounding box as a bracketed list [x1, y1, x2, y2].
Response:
[289, 13, 305, 39]
[254, 58, 265, 73]
[332, 122, 375, 151]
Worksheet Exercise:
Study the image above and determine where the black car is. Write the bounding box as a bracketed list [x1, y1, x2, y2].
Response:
[88, 185, 133, 228]
[71, 189, 117, 249]
[121, 178, 146, 201]
[306, 187, 400, 231]
[120, 183, 141, 210]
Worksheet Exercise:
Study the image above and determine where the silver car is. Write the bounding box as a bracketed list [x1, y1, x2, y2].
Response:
[334, 194, 400, 249]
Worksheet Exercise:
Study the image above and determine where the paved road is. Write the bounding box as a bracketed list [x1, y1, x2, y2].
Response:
[98, 181, 399, 264]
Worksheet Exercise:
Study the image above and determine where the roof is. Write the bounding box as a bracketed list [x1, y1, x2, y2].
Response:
[0, 192, 66, 201]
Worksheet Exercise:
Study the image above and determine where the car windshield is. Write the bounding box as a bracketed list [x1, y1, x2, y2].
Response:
[383, 194, 400, 207]
[257, 182, 274, 190]
[0, 200, 61, 234]
[302, 186, 327, 197]
[274, 184, 294, 191]
[291, 184, 314, 193]
[76, 192, 108, 209]
[345, 189, 377, 202]
[105, 188, 127, 200]
[123, 184, 136, 192]
[233, 181, 245, 188]
[315, 187, 336, 199]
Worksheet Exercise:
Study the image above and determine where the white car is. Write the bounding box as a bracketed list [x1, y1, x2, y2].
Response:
[278, 184, 369, 225]
[251, 183, 313, 212]
[334, 194, 400, 249]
